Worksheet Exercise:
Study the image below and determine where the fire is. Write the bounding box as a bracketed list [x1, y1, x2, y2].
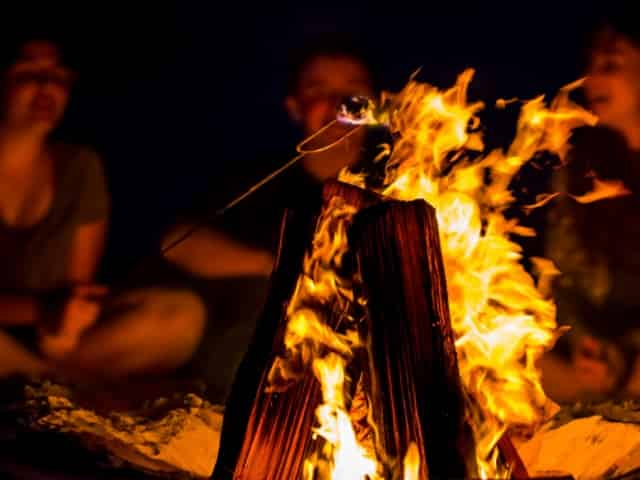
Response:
[310, 353, 378, 480]
[338, 70, 597, 476]
[270, 68, 605, 479]
[268, 197, 359, 389]
[268, 197, 381, 479]
[570, 176, 631, 204]
[402, 443, 420, 480]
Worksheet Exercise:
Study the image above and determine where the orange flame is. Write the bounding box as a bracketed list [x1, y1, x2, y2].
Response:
[272, 68, 598, 479]
[570, 176, 631, 204]
[310, 353, 379, 480]
[268, 198, 360, 389]
[269, 197, 383, 480]
[403, 443, 421, 480]
[340, 69, 597, 476]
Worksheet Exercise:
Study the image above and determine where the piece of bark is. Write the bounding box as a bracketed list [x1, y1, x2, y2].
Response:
[349, 199, 476, 479]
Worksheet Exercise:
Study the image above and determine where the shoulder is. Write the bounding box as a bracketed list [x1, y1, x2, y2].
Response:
[49, 143, 110, 222]
[50, 143, 106, 184]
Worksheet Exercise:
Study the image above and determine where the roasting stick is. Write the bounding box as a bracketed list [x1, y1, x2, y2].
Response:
[161, 120, 363, 255]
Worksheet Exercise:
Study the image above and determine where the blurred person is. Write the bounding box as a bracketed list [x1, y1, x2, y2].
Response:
[541, 11, 640, 403]
[161, 37, 382, 476]
[164, 35, 376, 273]
[160, 36, 378, 402]
[0, 37, 205, 380]
[0, 37, 106, 375]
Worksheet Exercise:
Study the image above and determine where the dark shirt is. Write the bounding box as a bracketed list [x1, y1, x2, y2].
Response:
[165, 133, 385, 398]
[129, 154, 322, 400]
[548, 126, 640, 340]
[206, 129, 389, 254]
[212, 160, 323, 254]
[0, 144, 109, 293]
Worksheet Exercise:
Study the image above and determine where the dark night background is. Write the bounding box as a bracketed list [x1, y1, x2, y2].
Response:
[2, 1, 612, 281]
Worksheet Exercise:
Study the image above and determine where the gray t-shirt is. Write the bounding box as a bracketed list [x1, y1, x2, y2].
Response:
[0, 144, 109, 293]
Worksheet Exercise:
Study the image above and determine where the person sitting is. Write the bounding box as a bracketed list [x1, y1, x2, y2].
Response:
[159, 36, 378, 402]
[0, 36, 206, 381]
[163, 35, 377, 275]
[541, 11, 640, 403]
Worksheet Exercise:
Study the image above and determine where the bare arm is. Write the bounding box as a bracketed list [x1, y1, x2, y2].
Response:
[0, 221, 107, 328]
[162, 225, 274, 278]
[67, 220, 108, 284]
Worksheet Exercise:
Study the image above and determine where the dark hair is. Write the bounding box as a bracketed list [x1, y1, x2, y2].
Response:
[286, 34, 375, 94]
[0, 31, 76, 74]
[589, 5, 640, 52]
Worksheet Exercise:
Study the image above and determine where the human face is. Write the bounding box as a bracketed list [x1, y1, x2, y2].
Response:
[287, 55, 373, 136]
[584, 33, 640, 128]
[2, 41, 74, 135]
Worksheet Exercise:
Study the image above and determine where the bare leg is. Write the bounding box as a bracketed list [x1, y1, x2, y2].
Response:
[60, 288, 206, 380]
[0, 330, 47, 377]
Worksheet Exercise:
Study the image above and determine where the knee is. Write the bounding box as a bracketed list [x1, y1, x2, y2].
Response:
[138, 289, 207, 368]
[158, 290, 207, 342]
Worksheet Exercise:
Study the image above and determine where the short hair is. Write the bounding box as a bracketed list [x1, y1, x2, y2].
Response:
[0, 30, 76, 75]
[589, 5, 640, 52]
[286, 34, 375, 94]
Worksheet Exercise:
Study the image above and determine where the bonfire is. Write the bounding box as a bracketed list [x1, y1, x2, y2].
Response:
[253, 69, 627, 479]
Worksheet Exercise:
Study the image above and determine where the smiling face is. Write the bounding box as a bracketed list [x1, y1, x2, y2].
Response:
[584, 30, 640, 129]
[1, 40, 75, 136]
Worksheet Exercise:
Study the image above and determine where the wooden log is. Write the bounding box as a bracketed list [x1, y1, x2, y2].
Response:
[212, 204, 318, 480]
[212, 181, 378, 480]
[215, 182, 478, 479]
[349, 199, 476, 479]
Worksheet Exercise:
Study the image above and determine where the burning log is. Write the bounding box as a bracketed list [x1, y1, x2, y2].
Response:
[214, 181, 474, 479]
[212, 205, 316, 480]
[350, 199, 475, 479]
[213, 182, 378, 480]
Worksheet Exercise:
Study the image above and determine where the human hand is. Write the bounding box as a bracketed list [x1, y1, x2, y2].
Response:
[39, 285, 107, 359]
